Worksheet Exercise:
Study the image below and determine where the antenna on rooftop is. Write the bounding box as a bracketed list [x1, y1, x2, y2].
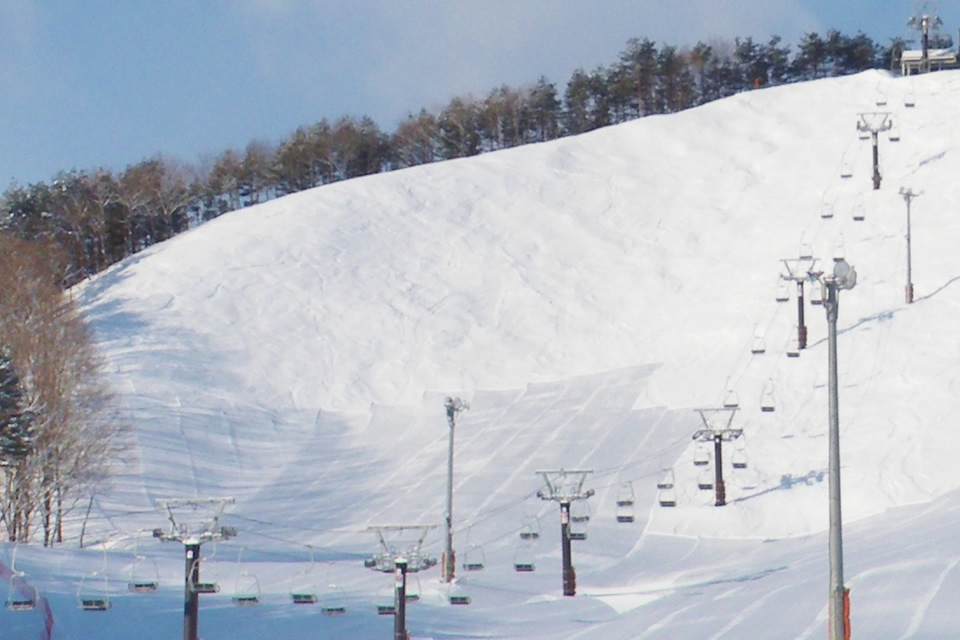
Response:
[691, 408, 742, 507]
[857, 113, 894, 190]
[535, 469, 594, 597]
[153, 497, 237, 640]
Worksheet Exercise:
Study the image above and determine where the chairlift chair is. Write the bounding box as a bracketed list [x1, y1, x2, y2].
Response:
[519, 516, 541, 541]
[799, 242, 813, 261]
[376, 584, 396, 615]
[290, 548, 318, 605]
[319, 585, 348, 615]
[233, 572, 261, 607]
[732, 448, 748, 470]
[775, 280, 790, 303]
[461, 544, 486, 572]
[751, 335, 766, 354]
[447, 582, 472, 606]
[904, 89, 916, 108]
[809, 281, 823, 306]
[875, 82, 888, 106]
[128, 555, 160, 594]
[513, 544, 536, 573]
[656, 469, 675, 490]
[840, 164, 853, 179]
[786, 335, 800, 358]
[232, 550, 261, 607]
[658, 485, 677, 507]
[190, 539, 221, 594]
[821, 202, 835, 219]
[5, 546, 36, 611]
[888, 123, 901, 142]
[852, 196, 865, 222]
[693, 444, 710, 466]
[404, 574, 422, 603]
[833, 233, 847, 263]
[697, 469, 714, 491]
[616, 481, 636, 523]
[722, 390, 739, 409]
[760, 379, 776, 413]
[569, 501, 590, 540]
[77, 574, 111, 611]
[77, 545, 111, 612]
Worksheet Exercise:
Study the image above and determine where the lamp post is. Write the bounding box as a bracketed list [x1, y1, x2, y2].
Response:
[820, 259, 856, 640]
[443, 397, 469, 583]
[899, 187, 920, 303]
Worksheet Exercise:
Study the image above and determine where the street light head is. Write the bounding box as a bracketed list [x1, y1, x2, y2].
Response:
[833, 260, 857, 290]
[444, 397, 469, 412]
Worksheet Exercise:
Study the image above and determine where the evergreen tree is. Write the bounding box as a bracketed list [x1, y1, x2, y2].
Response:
[0, 348, 32, 462]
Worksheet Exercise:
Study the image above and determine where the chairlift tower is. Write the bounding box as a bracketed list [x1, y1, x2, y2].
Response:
[365, 525, 437, 640]
[153, 497, 237, 640]
[857, 113, 893, 190]
[781, 257, 820, 350]
[443, 396, 469, 583]
[535, 469, 594, 596]
[899, 187, 922, 303]
[691, 408, 742, 507]
[908, 4, 944, 73]
[817, 260, 857, 640]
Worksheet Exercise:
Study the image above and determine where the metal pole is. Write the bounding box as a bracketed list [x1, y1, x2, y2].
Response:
[872, 133, 881, 190]
[560, 502, 575, 596]
[184, 543, 200, 640]
[444, 415, 455, 583]
[905, 196, 914, 303]
[825, 283, 846, 640]
[394, 559, 408, 640]
[713, 433, 726, 507]
[796, 280, 807, 349]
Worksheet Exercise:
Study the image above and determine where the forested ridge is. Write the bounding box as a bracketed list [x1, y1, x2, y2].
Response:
[0, 30, 926, 285]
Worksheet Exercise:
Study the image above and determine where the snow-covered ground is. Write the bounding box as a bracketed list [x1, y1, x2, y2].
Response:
[4, 68, 960, 639]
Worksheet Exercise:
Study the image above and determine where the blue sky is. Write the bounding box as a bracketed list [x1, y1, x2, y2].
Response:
[0, 0, 947, 187]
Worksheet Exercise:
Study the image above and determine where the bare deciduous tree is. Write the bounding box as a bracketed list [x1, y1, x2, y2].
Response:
[0, 234, 125, 545]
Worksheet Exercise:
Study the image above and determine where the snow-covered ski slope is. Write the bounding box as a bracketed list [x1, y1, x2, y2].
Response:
[5, 69, 960, 639]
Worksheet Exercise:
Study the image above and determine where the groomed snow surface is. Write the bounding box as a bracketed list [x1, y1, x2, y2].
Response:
[4, 69, 960, 639]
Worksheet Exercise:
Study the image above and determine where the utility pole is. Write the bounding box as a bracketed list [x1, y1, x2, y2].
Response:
[535, 470, 594, 596]
[899, 187, 921, 303]
[153, 498, 237, 640]
[857, 113, 893, 190]
[365, 524, 438, 639]
[443, 396, 469, 583]
[781, 257, 819, 350]
[819, 259, 857, 640]
[691, 408, 742, 506]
